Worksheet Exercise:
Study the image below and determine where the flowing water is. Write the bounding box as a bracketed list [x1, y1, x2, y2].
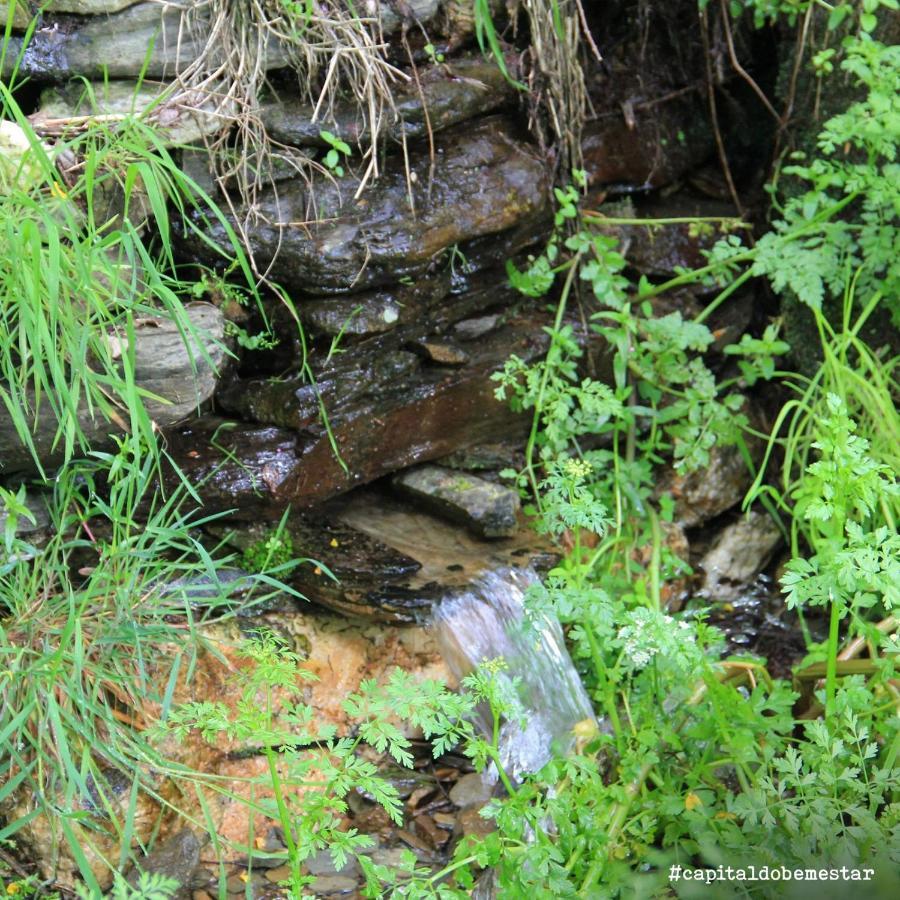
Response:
[431, 566, 597, 783]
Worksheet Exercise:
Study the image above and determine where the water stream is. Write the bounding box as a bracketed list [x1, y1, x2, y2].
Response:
[431, 566, 597, 783]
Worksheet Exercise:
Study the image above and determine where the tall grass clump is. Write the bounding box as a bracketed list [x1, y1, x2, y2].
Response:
[0, 82, 264, 476]
[0, 46, 281, 891]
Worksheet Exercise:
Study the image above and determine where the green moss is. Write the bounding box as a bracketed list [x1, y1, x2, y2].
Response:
[241, 531, 295, 573]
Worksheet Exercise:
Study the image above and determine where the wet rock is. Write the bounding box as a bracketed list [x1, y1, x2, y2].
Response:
[583, 52, 711, 191]
[261, 55, 514, 147]
[658, 441, 756, 529]
[299, 270, 452, 338]
[656, 407, 764, 529]
[126, 829, 201, 900]
[412, 341, 470, 366]
[168, 309, 550, 513]
[2, 3, 217, 81]
[448, 772, 492, 809]
[306, 849, 360, 878]
[437, 442, 522, 473]
[179, 117, 549, 293]
[0, 303, 226, 474]
[414, 814, 450, 850]
[453, 314, 501, 342]
[208, 487, 553, 622]
[309, 874, 358, 895]
[1, 1, 441, 81]
[699, 509, 782, 600]
[393, 465, 519, 538]
[663, 442, 756, 529]
[208, 512, 432, 623]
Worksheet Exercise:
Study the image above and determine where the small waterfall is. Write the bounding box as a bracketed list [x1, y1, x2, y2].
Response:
[431, 567, 597, 783]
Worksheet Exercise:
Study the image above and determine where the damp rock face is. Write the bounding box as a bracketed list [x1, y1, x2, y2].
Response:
[179, 117, 549, 294]
[393, 465, 520, 538]
[165, 308, 554, 514]
[261, 55, 515, 148]
[207, 487, 555, 622]
[31, 80, 232, 147]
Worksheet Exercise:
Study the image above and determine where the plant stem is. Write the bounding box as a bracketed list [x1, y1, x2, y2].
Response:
[523, 250, 583, 505]
[825, 592, 842, 718]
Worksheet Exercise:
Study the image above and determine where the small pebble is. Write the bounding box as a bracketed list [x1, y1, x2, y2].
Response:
[432, 811, 456, 828]
[457, 806, 497, 839]
[226, 874, 246, 894]
[309, 874, 358, 895]
[449, 772, 492, 809]
[264, 865, 291, 884]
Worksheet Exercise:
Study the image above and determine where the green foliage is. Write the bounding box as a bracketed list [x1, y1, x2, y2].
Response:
[709, 0, 899, 32]
[473, 0, 525, 89]
[319, 129, 352, 177]
[749, 38, 899, 319]
[0, 442, 302, 889]
[77, 872, 180, 900]
[159, 637, 477, 896]
[0, 86, 260, 476]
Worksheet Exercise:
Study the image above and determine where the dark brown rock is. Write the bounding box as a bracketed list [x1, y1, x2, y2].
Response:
[179, 117, 549, 293]
[170, 303, 556, 513]
[299, 269, 453, 338]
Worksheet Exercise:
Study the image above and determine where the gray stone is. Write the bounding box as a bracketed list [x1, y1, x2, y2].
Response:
[393, 465, 520, 539]
[306, 849, 359, 877]
[655, 410, 763, 529]
[699, 510, 782, 599]
[449, 772, 492, 809]
[300, 271, 452, 338]
[453, 315, 501, 342]
[261, 54, 513, 148]
[2, 1, 441, 80]
[126, 829, 200, 900]
[32, 80, 234, 147]
[0, 121, 48, 191]
[0, 303, 226, 474]
[309, 874, 358, 895]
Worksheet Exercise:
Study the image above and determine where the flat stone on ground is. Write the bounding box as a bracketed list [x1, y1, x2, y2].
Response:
[394, 465, 520, 538]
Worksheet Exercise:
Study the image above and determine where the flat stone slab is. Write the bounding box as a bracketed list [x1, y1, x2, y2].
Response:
[179, 117, 549, 293]
[393, 465, 519, 538]
[261, 54, 514, 148]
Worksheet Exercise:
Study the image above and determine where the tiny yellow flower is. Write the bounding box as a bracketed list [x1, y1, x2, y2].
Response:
[329, 538, 339, 548]
[7, 882, 23, 896]
[50, 181, 68, 200]
[684, 792, 703, 811]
